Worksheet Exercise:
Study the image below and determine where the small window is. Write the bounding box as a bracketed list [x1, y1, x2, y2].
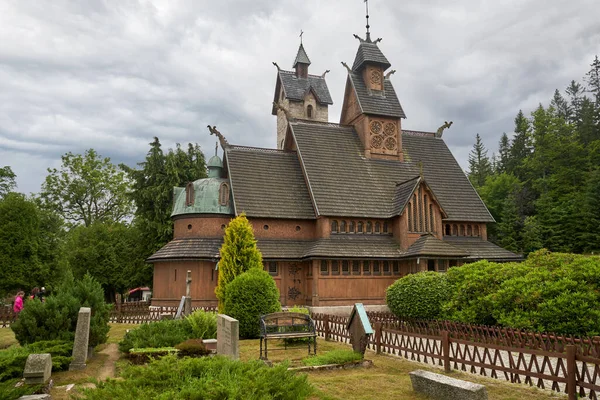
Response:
[331, 220, 338, 233]
[263, 225, 269, 230]
[219, 183, 229, 206]
[375, 222, 381, 234]
[221, 224, 226, 230]
[474, 225, 480, 237]
[340, 221, 347, 233]
[449, 260, 458, 268]
[187, 224, 192, 230]
[467, 225, 472, 236]
[408, 203, 413, 231]
[296, 225, 301, 231]
[268, 262, 278, 276]
[460, 225, 465, 236]
[174, 269, 177, 281]
[392, 261, 400, 275]
[366, 221, 373, 233]
[445, 224, 451, 236]
[383, 261, 391, 275]
[362, 260, 371, 275]
[349, 221, 355, 233]
[342, 260, 350, 275]
[438, 260, 447, 272]
[307, 104, 313, 118]
[427, 259, 436, 272]
[383, 222, 389, 233]
[320, 260, 329, 275]
[331, 260, 340, 275]
[452, 224, 458, 236]
[186, 182, 194, 206]
[352, 260, 361, 275]
[373, 260, 381, 275]
[357, 221, 364, 233]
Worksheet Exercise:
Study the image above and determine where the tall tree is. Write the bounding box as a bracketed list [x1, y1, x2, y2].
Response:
[0, 166, 16, 198]
[506, 110, 531, 179]
[41, 149, 132, 226]
[467, 133, 492, 187]
[122, 138, 207, 258]
[496, 133, 511, 173]
[565, 80, 586, 125]
[585, 55, 600, 105]
[550, 89, 571, 121]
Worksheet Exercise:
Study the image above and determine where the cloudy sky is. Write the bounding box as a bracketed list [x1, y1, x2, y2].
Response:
[1, 0, 598, 194]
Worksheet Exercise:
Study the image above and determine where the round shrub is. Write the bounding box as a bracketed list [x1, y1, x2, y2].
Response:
[223, 269, 280, 339]
[175, 339, 210, 357]
[386, 272, 449, 320]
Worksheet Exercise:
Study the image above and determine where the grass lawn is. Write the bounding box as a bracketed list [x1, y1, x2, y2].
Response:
[239, 338, 563, 400]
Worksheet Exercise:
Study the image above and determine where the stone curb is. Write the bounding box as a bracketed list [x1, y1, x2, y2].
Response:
[287, 359, 373, 372]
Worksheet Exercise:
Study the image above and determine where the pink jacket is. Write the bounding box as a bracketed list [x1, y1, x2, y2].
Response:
[13, 295, 23, 313]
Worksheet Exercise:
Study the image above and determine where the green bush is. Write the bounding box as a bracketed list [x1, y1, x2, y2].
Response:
[186, 309, 217, 339]
[79, 355, 312, 400]
[119, 319, 191, 353]
[11, 274, 111, 347]
[127, 347, 178, 365]
[302, 350, 363, 366]
[223, 269, 281, 339]
[0, 379, 41, 400]
[0, 340, 72, 382]
[175, 339, 210, 357]
[386, 272, 449, 320]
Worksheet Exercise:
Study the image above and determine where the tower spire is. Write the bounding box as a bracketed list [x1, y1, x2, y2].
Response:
[364, 0, 371, 42]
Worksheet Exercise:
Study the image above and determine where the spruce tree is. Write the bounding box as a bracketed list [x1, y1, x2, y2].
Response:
[585, 55, 600, 106]
[496, 133, 511, 173]
[566, 80, 585, 125]
[550, 89, 571, 121]
[506, 110, 531, 179]
[215, 213, 263, 312]
[467, 133, 492, 188]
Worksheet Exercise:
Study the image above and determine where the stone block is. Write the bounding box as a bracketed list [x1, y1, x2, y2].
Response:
[410, 370, 488, 400]
[23, 353, 52, 384]
[69, 307, 91, 371]
[217, 314, 239, 360]
[202, 338, 217, 352]
[17, 395, 51, 400]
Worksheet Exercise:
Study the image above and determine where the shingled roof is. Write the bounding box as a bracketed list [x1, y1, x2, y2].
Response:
[272, 70, 333, 115]
[147, 238, 222, 262]
[352, 41, 391, 71]
[347, 72, 406, 118]
[443, 237, 522, 261]
[305, 235, 403, 258]
[226, 146, 315, 219]
[404, 234, 468, 258]
[293, 43, 311, 67]
[402, 134, 494, 222]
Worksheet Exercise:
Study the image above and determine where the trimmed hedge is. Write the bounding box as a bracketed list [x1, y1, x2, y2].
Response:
[0, 340, 72, 382]
[223, 269, 280, 339]
[386, 272, 449, 320]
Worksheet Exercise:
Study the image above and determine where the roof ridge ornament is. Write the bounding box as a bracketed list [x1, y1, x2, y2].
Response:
[435, 121, 453, 138]
[341, 61, 352, 73]
[207, 125, 230, 150]
[272, 62, 281, 71]
[321, 69, 330, 78]
[384, 69, 396, 79]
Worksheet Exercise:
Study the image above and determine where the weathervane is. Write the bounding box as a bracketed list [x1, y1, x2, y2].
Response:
[364, 0, 371, 42]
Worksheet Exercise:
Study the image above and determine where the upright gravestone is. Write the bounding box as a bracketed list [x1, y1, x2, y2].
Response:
[23, 353, 52, 384]
[346, 303, 374, 356]
[69, 307, 91, 371]
[183, 269, 192, 317]
[175, 296, 186, 319]
[217, 314, 239, 360]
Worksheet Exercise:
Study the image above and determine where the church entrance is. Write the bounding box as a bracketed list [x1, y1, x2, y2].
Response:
[280, 262, 308, 307]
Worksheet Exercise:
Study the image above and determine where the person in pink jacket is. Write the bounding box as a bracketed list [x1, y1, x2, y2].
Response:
[13, 291, 24, 314]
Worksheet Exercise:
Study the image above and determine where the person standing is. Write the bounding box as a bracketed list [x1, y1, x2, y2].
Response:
[38, 287, 46, 302]
[30, 287, 39, 300]
[13, 291, 24, 314]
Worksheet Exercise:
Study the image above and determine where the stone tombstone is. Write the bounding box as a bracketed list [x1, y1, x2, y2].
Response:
[410, 370, 488, 400]
[175, 296, 186, 319]
[217, 314, 239, 360]
[69, 307, 91, 371]
[23, 353, 52, 384]
[346, 303, 373, 356]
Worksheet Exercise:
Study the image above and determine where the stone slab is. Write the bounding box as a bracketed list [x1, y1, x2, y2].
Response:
[217, 314, 239, 360]
[203, 338, 217, 351]
[183, 296, 192, 317]
[410, 370, 488, 400]
[23, 353, 52, 384]
[175, 296, 186, 319]
[69, 307, 91, 371]
[17, 395, 51, 400]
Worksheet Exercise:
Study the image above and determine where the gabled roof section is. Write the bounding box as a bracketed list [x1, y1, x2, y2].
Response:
[391, 177, 449, 218]
[225, 146, 316, 219]
[348, 72, 406, 118]
[290, 120, 418, 218]
[402, 133, 495, 222]
[443, 237, 522, 261]
[293, 43, 311, 67]
[272, 70, 333, 115]
[352, 41, 391, 71]
[404, 234, 468, 258]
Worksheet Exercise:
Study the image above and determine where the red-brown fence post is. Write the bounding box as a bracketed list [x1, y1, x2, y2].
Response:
[566, 345, 577, 400]
[375, 322, 382, 354]
[324, 314, 330, 341]
[116, 294, 123, 323]
[442, 330, 451, 373]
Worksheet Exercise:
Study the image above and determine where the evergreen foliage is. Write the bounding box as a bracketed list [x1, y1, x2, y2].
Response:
[0, 340, 72, 382]
[223, 269, 280, 339]
[215, 213, 263, 311]
[467, 133, 492, 187]
[11, 274, 111, 347]
[385, 272, 449, 320]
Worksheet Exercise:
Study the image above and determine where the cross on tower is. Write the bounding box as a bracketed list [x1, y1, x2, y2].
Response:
[299, 30, 304, 44]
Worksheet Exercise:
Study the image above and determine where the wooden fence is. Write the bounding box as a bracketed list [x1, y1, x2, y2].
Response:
[109, 301, 217, 324]
[311, 312, 600, 400]
[0, 306, 16, 328]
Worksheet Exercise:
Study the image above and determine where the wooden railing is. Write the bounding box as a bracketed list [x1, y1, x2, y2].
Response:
[0, 306, 16, 328]
[311, 312, 600, 400]
[109, 301, 217, 324]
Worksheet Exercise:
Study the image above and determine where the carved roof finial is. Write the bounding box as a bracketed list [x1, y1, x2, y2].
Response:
[272, 102, 295, 122]
[341, 61, 351, 73]
[435, 121, 453, 138]
[321, 69, 330, 78]
[353, 33, 365, 43]
[207, 125, 230, 150]
[272, 62, 281, 71]
[385, 69, 396, 79]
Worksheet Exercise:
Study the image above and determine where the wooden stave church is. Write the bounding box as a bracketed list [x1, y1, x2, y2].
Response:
[148, 30, 520, 308]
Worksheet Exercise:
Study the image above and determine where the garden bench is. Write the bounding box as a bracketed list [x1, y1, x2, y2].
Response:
[259, 312, 317, 360]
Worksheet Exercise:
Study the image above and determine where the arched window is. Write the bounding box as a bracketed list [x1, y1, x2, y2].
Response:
[429, 204, 435, 232]
[408, 203, 413, 231]
[383, 222, 389, 233]
[467, 225, 472, 236]
[445, 224, 451, 236]
[366, 221, 373, 233]
[452, 224, 458, 236]
[349, 221, 355, 233]
[413, 195, 418, 231]
[459, 225, 465, 236]
[186, 182, 194, 206]
[375, 222, 381, 233]
[357, 221, 364, 233]
[307, 105, 313, 118]
[219, 183, 229, 206]
[423, 195, 429, 232]
[340, 220, 347, 233]
[331, 220, 338, 233]
[474, 225, 480, 237]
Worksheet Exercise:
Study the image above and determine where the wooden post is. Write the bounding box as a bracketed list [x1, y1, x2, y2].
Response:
[375, 322, 382, 354]
[116, 294, 122, 323]
[186, 270, 192, 297]
[442, 330, 451, 373]
[324, 314, 330, 341]
[566, 345, 577, 400]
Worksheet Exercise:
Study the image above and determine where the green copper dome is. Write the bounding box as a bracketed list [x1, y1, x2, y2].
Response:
[207, 155, 224, 178]
[171, 177, 234, 217]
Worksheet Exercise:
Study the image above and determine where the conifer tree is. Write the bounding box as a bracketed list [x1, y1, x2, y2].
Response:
[215, 213, 263, 312]
[585, 55, 600, 106]
[467, 133, 492, 188]
[550, 89, 571, 121]
[506, 110, 531, 179]
[497, 194, 521, 253]
[566, 80, 585, 125]
[496, 133, 511, 173]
